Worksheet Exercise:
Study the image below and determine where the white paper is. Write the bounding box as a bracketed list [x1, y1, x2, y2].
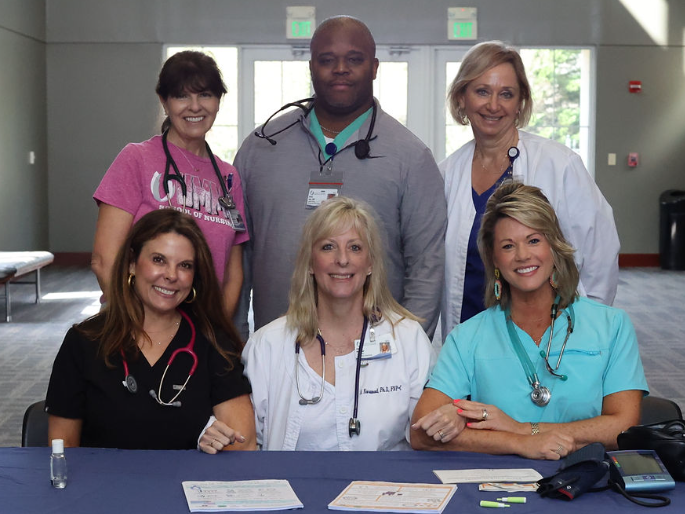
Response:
[433, 468, 543, 484]
[328, 481, 457, 513]
[182, 480, 303, 512]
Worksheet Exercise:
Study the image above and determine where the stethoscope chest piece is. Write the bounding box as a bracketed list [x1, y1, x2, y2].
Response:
[124, 374, 138, 394]
[349, 417, 361, 437]
[531, 384, 551, 407]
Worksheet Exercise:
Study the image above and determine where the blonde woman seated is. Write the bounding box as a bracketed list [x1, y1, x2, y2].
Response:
[243, 196, 435, 450]
[411, 182, 647, 460]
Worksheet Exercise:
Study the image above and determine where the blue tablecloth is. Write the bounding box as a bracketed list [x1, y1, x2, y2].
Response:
[1, 447, 681, 513]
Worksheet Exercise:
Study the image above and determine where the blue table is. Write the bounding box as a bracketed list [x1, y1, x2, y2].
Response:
[1, 448, 681, 513]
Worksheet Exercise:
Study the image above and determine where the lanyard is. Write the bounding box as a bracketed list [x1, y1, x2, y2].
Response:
[504, 297, 575, 407]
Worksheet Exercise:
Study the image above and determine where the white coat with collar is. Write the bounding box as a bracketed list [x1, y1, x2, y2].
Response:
[242, 315, 435, 451]
[440, 130, 620, 341]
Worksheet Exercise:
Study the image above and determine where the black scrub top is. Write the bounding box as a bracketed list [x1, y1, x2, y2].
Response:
[45, 312, 251, 450]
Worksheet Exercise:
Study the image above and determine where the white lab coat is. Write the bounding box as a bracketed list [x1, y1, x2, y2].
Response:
[440, 131, 620, 342]
[242, 315, 435, 451]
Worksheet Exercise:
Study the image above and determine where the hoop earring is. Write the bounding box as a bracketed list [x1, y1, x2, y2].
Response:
[127, 274, 135, 288]
[549, 270, 559, 290]
[494, 268, 502, 301]
[185, 287, 197, 304]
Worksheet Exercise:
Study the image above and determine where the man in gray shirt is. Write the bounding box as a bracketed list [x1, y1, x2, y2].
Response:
[234, 15, 446, 339]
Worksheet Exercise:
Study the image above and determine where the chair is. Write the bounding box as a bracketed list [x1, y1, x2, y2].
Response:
[22, 400, 49, 447]
[640, 396, 683, 425]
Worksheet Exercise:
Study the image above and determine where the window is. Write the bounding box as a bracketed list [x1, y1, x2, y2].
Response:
[167, 45, 595, 175]
[435, 47, 594, 173]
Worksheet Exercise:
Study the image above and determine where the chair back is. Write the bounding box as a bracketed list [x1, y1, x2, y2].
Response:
[22, 400, 49, 447]
[640, 396, 683, 425]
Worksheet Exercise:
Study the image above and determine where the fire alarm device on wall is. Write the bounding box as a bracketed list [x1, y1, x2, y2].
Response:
[628, 153, 639, 167]
[629, 81, 642, 93]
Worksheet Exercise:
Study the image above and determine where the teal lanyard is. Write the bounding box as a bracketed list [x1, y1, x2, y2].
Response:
[504, 297, 575, 388]
[310, 108, 371, 160]
[505, 310, 543, 389]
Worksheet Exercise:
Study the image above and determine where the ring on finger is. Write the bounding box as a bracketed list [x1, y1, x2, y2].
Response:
[555, 444, 564, 454]
[481, 408, 489, 421]
[438, 429, 445, 440]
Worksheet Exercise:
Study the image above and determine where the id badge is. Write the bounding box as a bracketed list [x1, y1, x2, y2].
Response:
[226, 209, 246, 232]
[355, 333, 396, 360]
[218, 195, 246, 232]
[306, 168, 344, 209]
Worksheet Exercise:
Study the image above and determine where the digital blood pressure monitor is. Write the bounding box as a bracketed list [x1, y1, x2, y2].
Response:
[607, 450, 675, 492]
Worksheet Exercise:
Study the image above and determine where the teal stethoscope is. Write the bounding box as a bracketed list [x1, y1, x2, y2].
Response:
[505, 296, 575, 407]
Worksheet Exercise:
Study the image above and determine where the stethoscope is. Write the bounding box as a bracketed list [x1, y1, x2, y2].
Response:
[161, 129, 237, 212]
[254, 97, 378, 168]
[121, 309, 198, 408]
[505, 296, 575, 407]
[502, 146, 520, 180]
[294, 316, 369, 437]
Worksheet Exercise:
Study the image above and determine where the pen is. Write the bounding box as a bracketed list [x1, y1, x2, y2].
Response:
[497, 497, 526, 503]
[480, 501, 510, 508]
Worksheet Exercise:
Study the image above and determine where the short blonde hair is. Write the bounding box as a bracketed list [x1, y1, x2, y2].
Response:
[448, 40, 532, 128]
[478, 182, 579, 311]
[286, 196, 419, 344]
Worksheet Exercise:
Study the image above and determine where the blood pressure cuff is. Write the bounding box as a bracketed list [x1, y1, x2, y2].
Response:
[618, 420, 685, 481]
[537, 442, 609, 500]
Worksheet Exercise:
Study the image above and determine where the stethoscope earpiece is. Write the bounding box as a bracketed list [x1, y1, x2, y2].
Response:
[354, 139, 370, 160]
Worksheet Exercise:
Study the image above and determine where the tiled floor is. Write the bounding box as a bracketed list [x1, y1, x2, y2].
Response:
[0, 266, 683, 446]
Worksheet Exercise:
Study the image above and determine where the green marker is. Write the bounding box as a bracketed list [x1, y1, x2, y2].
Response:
[497, 497, 527, 503]
[480, 501, 510, 508]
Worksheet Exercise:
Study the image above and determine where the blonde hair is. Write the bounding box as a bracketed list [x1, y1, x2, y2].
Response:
[478, 182, 579, 311]
[286, 196, 420, 344]
[448, 40, 532, 128]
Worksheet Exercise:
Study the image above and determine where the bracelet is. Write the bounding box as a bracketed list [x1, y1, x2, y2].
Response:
[530, 422, 540, 435]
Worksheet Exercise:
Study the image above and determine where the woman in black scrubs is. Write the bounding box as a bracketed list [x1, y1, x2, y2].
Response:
[46, 209, 255, 452]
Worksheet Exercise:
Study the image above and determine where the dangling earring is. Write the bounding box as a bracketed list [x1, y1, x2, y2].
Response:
[185, 287, 197, 303]
[127, 274, 135, 288]
[549, 270, 559, 290]
[494, 268, 502, 301]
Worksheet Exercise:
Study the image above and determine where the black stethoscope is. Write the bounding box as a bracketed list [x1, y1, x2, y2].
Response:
[161, 129, 236, 212]
[254, 97, 378, 166]
[121, 309, 198, 408]
[505, 296, 575, 407]
[294, 316, 369, 437]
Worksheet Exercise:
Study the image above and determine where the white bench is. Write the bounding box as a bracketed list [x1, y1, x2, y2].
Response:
[0, 252, 54, 322]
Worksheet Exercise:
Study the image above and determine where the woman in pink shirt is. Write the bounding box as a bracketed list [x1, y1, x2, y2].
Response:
[92, 51, 248, 317]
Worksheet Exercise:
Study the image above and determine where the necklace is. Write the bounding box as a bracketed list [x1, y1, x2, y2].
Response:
[179, 149, 201, 173]
[145, 318, 180, 345]
[317, 328, 353, 355]
[476, 149, 509, 175]
[319, 124, 342, 135]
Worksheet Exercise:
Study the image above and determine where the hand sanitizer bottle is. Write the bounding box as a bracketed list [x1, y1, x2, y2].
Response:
[50, 439, 67, 488]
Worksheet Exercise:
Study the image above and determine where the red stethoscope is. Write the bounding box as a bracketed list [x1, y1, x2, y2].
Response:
[120, 309, 198, 408]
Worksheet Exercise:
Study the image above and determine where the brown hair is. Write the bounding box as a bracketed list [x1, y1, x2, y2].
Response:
[447, 40, 532, 127]
[79, 208, 242, 367]
[478, 181, 579, 311]
[156, 50, 227, 133]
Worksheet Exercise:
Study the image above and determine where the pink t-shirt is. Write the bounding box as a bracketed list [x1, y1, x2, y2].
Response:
[94, 135, 249, 285]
